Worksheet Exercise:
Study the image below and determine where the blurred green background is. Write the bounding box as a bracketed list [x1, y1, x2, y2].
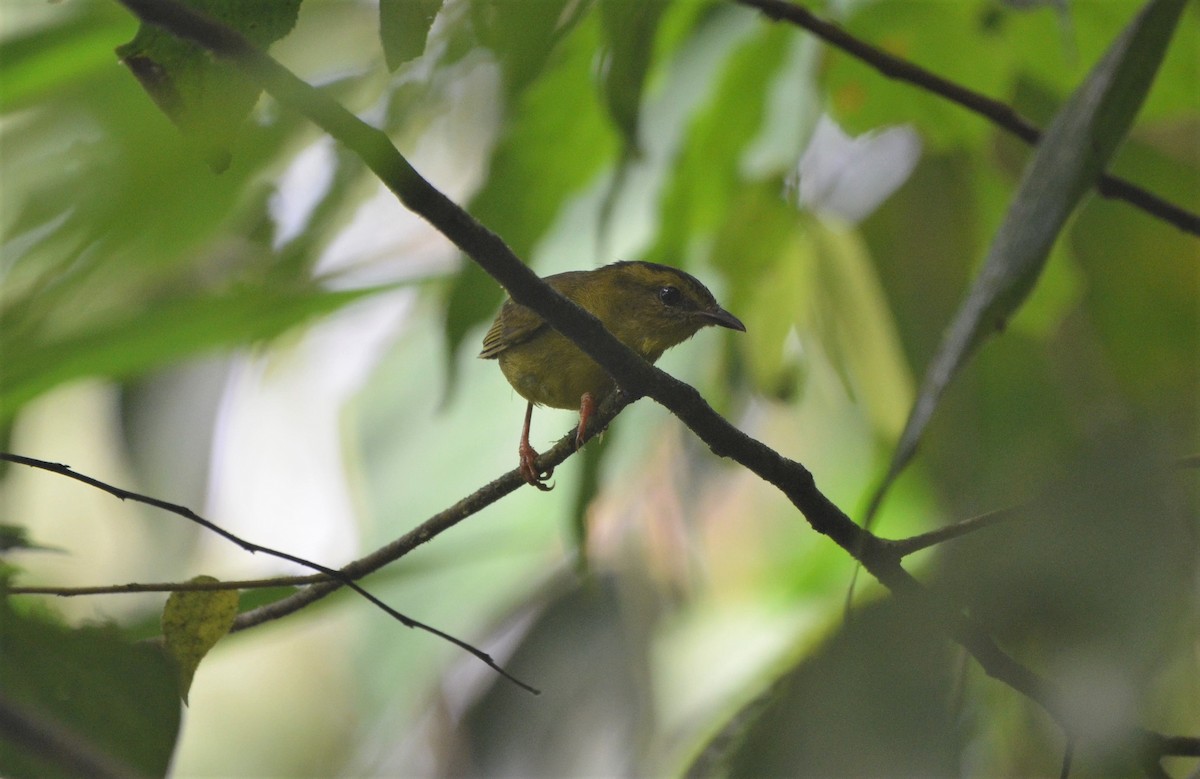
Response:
[1, 1, 1196, 776]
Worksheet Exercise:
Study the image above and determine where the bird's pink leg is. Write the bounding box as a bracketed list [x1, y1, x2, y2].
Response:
[575, 392, 595, 450]
[518, 401, 553, 491]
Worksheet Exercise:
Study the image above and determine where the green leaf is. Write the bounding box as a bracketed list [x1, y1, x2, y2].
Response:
[0, 600, 181, 778]
[0, 283, 395, 424]
[469, 0, 581, 95]
[648, 20, 792, 264]
[823, 2, 1012, 151]
[808, 219, 914, 439]
[930, 441, 1194, 768]
[451, 579, 654, 777]
[866, 0, 1187, 523]
[380, 0, 442, 71]
[162, 576, 240, 704]
[115, 0, 302, 171]
[712, 185, 813, 400]
[0, 5, 130, 113]
[598, 0, 670, 149]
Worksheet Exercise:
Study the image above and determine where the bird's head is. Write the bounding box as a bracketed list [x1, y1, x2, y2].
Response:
[588, 261, 745, 362]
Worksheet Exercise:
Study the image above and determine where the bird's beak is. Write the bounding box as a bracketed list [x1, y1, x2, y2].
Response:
[701, 306, 746, 332]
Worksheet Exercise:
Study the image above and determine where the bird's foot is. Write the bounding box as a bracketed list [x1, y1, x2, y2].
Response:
[518, 440, 554, 491]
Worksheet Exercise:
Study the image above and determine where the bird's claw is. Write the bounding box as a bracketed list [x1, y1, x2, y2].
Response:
[519, 444, 554, 491]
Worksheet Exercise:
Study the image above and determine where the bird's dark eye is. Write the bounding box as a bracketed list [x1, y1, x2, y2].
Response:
[658, 286, 683, 307]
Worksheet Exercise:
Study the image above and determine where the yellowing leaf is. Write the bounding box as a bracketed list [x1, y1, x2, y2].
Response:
[743, 231, 813, 401]
[810, 219, 913, 439]
[162, 575, 239, 704]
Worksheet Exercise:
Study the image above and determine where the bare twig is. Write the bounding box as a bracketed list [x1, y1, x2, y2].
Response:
[735, 0, 1200, 237]
[230, 394, 629, 630]
[0, 453, 538, 694]
[890, 454, 1200, 558]
[2, 397, 626, 621]
[5, 576, 321, 596]
[889, 504, 1024, 557]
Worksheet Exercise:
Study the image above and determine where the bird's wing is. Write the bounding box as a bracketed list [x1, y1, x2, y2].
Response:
[478, 300, 548, 359]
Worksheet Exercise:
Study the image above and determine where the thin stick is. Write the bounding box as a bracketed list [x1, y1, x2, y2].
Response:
[0, 453, 538, 695]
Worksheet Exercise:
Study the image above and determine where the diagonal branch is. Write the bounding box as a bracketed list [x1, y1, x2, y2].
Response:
[735, 0, 1200, 237]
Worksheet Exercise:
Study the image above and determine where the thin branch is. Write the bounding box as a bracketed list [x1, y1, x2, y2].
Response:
[5, 576, 321, 596]
[891, 455, 1199, 557]
[0, 453, 538, 694]
[3, 399, 630, 604]
[735, 0, 1200, 237]
[231, 394, 629, 631]
[889, 503, 1024, 557]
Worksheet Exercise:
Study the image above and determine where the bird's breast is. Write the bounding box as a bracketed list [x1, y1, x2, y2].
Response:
[497, 332, 616, 410]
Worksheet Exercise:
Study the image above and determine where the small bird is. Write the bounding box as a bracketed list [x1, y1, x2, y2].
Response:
[479, 261, 746, 490]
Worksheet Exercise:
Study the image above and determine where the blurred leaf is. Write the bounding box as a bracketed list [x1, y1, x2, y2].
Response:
[0, 525, 65, 554]
[649, 22, 792, 264]
[0, 67, 306, 305]
[930, 436, 1195, 768]
[115, 0, 302, 170]
[809, 219, 914, 439]
[713, 186, 813, 400]
[867, 0, 1187, 523]
[0, 283, 398, 423]
[711, 188, 912, 426]
[469, 0, 583, 95]
[0, 600, 180, 778]
[598, 0, 670, 150]
[161, 575, 239, 704]
[0, 5, 130, 112]
[699, 598, 959, 778]
[823, 2, 1013, 151]
[445, 576, 654, 777]
[991, 0, 1199, 124]
[379, 0, 442, 71]
[1070, 140, 1200, 438]
[859, 153, 982, 374]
